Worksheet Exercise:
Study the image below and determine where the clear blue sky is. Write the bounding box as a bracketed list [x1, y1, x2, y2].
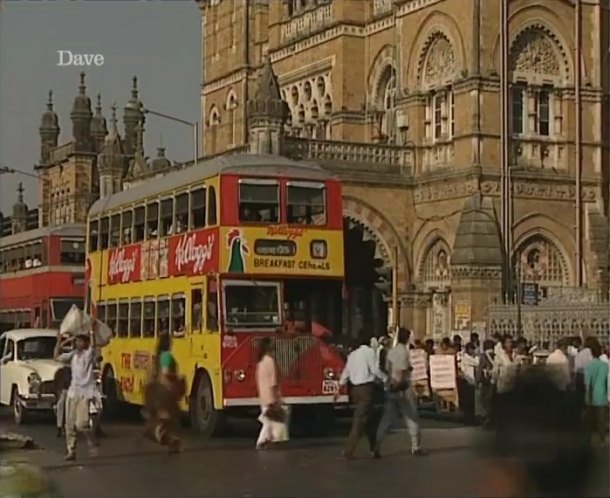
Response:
[0, 0, 200, 213]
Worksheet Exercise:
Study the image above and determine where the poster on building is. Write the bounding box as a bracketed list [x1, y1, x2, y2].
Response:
[429, 354, 457, 390]
[453, 303, 471, 331]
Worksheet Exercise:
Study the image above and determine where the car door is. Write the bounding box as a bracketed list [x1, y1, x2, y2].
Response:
[0, 335, 14, 404]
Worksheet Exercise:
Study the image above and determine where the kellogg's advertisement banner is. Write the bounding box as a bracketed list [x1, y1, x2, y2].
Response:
[105, 228, 219, 285]
[220, 226, 343, 278]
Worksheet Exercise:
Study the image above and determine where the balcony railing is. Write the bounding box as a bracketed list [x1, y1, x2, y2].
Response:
[281, 3, 333, 43]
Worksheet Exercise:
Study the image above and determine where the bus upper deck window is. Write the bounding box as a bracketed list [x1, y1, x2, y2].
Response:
[239, 182, 279, 223]
[100, 217, 109, 250]
[190, 188, 206, 230]
[109, 214, 121, 248]
[160, 198, 173, 236]
[89, 220, 99, 251]
[175, 193, 189, 234]
[146, 202, 159, 238]
[121, 210, 133, 245]
[208, 186, 217, 225]
[134, 206, 145, 242]
[287, 182, 326, 225]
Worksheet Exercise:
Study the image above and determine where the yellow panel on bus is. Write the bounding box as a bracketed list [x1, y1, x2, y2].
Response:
[219, 226, 343, 278]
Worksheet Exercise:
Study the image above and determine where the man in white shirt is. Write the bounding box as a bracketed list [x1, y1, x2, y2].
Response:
[545, 338, 571, 390]
[336, 335, 387, 459]
[54, 326, 99, 461]
[573, 337, 594, 408]
[373, 328, 425, 457]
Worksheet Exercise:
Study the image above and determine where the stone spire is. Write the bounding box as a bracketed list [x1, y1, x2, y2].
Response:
[123, 76, 144, 156]
[126, 119, 150, 180]
[11, 183, 28, 234]
[39, 90, 60, 163]
[247, 55, 290, 155]
[97, 103, 127, 198]
[70, 72, 93, 152]
[91, 93, 108, 153]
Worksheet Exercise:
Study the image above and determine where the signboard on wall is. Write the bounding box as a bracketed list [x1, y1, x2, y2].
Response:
[453, 303, 471, 331]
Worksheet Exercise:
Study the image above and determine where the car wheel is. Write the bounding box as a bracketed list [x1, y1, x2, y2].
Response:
[12, 386, 27, 425]
[189, 371, 224, 438]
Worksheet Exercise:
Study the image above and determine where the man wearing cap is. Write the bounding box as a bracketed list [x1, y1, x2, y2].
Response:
[54, 324, 99, 461]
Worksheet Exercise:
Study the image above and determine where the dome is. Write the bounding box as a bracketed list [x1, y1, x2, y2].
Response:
[40, 90, 59, 130]
[72, 72, 92, 113]
[12, 183, 28, 219]
[151, 147, 171, 171]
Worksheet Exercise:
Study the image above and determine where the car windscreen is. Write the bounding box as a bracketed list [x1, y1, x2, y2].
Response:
[17, 337, 56, 360]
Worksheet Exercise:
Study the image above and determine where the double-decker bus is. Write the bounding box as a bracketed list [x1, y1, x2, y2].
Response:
[0, 224, 87, 332]
[87, 154, 348, 436]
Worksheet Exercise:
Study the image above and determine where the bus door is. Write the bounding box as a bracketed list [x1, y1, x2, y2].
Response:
[189, 282, 205, 359]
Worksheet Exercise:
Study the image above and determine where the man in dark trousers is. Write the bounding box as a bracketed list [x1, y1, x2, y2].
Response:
[335, 334, 387, 459]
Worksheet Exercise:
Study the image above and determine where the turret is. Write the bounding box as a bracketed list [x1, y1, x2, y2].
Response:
[91, 94, 108, 153]
[11, 183, 28, 234]
[39, 90, 60, 164]
[123, 76, 144, 156]
[70, 72, 93, 152]
[97, 104, 127, 198]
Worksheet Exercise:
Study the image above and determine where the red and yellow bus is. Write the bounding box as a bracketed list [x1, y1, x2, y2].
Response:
[87, 154, 347, 436]
[0, 224, 87, 332]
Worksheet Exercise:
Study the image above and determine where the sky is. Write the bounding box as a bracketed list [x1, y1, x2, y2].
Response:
[0, 0, 201, 213]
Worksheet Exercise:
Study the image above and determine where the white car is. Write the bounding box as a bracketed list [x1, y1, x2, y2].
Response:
[0, 329, 63, 425]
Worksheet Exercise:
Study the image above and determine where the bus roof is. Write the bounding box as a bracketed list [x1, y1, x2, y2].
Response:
[89, 154, 333, 216]
[0, 223, 86, 248]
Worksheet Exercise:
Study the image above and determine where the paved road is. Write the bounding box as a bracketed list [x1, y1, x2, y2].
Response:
[2, 409, 608, 498]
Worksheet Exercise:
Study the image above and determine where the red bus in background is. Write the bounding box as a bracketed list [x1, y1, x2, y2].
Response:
[0, 224, 86, 332]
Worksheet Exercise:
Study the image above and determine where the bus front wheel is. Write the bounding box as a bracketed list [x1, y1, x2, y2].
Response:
[190, 371, 224, 438]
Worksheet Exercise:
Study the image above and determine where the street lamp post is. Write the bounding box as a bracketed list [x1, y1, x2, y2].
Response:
[141, 108, 199, 169]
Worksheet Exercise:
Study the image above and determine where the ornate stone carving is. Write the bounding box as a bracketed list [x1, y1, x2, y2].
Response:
[413, 178, 478, 203]
[423, 34, 457, 86]
[479, 180, 596, 203]
[510, 28, 560, 76]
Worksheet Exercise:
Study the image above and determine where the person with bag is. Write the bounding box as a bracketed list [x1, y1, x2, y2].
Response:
[141, 332, 184, 453]
[53, 325, 99, 461]
[255, 337, 288, 449]
[373, 327, 425, 457]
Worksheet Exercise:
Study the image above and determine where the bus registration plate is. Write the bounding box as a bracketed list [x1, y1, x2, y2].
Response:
[322, 380, 339, 395]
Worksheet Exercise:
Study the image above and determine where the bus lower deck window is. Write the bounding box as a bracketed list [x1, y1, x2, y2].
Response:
[143, 301, 155, 337]
[157, 299, 170, 335]
[117, 302, 129, 337]
[171, 295, 186, 336]
[129, 301, 142, 338]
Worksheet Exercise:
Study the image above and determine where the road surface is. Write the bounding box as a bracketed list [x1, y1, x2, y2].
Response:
[1, 409, 608, 498]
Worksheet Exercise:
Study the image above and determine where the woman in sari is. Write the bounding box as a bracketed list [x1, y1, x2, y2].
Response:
[142, 332, 184, 453]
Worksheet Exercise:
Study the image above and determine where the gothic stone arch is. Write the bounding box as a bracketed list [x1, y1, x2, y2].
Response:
[342, 196, 408, 289]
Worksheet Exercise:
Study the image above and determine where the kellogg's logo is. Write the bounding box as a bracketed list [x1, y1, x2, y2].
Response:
[109, 248, 137, 283]
[266, 225, 304, 240]
[175, 232, 215, 274]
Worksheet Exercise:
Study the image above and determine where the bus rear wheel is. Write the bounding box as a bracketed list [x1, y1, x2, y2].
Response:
[190, 371, 224, 438]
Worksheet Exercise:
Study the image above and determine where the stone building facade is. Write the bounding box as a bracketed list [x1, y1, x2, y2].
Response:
[197, 0, 609, 339]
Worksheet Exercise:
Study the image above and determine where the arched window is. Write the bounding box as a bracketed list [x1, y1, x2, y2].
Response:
[375, 65, 396, 143]
[419, 238, 451, 289]
[226, 91, 238, 146]
[514, 235, 570, 291]
[207, 105, 221, 153]
[509, 26, 566, 141]
[420, 32, 457, 142]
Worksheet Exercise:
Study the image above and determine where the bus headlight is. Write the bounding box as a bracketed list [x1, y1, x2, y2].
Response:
[28, 373, 42, 394]
[323, 367, 336, 380]
[234, 369, 246, 382]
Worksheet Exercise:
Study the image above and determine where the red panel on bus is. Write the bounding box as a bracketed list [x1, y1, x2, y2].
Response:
[168, 227, 219, 277]
[108, 245, 141, 285]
